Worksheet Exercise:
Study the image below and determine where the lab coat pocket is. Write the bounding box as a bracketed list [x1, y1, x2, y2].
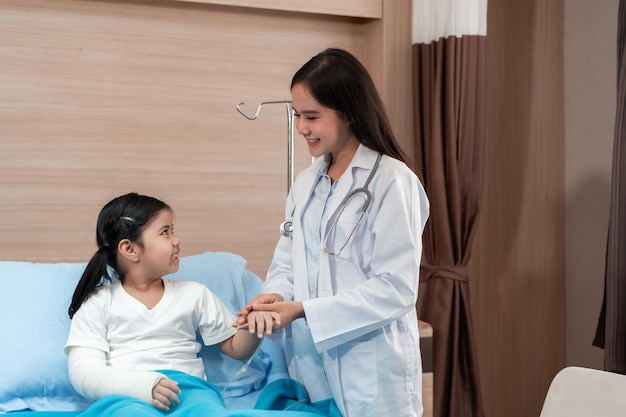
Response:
[337, 340, 377, 404]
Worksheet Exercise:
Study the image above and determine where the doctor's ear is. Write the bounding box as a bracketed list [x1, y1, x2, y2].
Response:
[118, 239, 140, 263]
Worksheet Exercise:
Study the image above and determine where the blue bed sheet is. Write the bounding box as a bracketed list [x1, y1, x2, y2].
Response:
[7, 371, 339, 417]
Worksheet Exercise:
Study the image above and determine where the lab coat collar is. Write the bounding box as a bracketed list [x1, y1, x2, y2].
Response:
[350, 143, 380, 168]
[311, 144, 378, 173]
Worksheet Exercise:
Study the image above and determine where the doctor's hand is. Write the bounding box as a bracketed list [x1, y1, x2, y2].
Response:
[234, 293, 283, 328]
[248, 301, 304, 332]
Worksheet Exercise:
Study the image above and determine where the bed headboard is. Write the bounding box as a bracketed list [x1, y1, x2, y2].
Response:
[0, 0, 412, 278]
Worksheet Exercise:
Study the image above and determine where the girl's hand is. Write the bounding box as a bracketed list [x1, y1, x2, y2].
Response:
[245, 310, 282, 338]
[249, 301, 304, 332]
[233, 293, 284, 328]
[152, 378, 181, 411]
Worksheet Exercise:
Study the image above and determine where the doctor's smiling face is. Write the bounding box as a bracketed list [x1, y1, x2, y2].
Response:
[291, 82, 359, 168]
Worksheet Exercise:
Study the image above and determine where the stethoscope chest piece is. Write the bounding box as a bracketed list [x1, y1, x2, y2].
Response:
[279, 219, 293, 238]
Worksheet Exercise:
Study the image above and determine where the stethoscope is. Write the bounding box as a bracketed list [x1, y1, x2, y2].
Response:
[279, 152, 382, 256]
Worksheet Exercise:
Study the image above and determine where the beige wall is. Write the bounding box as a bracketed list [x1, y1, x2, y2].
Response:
[564, 0, 617, 369]
[0, 0, 411, 280]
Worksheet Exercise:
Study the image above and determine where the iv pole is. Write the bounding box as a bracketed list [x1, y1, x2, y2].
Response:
[236, 101, 294, 194]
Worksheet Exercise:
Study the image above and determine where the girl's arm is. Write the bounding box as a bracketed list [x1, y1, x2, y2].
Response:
[217, 329, 260, 360]
[219, 311, 279, 359]
[67, 346, 180, 411]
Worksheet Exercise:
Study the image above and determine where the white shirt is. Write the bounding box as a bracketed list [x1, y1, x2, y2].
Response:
[302, 172, 335, 298]
[66, 279, 237, 379]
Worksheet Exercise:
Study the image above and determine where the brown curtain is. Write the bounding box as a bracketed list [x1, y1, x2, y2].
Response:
[412, 35, 486, 417]
[593, 0, 626, 373]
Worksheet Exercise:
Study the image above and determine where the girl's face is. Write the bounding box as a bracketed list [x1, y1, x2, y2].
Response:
[136, 208, 180, 279]
[291, 82, 359, 164]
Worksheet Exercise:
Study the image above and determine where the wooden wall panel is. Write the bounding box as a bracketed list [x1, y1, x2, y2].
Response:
[0, 0, 410, 280]
[182, 0, 382, 18]
[363, 0, 414, 162]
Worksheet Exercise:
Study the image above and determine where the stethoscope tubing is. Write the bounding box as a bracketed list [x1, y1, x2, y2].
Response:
[279, 153, 382, 252]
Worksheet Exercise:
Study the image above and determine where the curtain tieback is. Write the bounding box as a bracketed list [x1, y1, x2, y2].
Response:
[420, 264, 468, 283]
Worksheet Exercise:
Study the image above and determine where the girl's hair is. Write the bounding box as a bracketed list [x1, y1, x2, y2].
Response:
[291, 48, 411, 164]
[68, 193, 171, 318]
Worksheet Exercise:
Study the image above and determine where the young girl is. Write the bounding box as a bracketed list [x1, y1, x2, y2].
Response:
[65, 193, 273, 412]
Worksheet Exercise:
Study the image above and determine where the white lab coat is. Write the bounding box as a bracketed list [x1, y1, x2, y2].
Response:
[263, 144, 429, 417]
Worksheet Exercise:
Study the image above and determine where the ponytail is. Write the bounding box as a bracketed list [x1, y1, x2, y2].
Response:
[68, 246, 114, 318]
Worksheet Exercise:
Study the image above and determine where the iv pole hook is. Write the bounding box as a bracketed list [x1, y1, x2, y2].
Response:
[236, 100, 294, 193]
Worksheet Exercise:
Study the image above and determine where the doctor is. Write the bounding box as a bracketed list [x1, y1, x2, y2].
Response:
[236, 48, 429, 417]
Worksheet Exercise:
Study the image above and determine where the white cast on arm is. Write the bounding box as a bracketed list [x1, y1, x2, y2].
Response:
[67, 346, 166, 404]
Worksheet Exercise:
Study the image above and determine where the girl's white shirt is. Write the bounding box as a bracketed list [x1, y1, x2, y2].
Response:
[66, 279, 237, 379]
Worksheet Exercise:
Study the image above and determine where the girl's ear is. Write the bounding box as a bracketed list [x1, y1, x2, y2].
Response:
[118, 239, 140, 263]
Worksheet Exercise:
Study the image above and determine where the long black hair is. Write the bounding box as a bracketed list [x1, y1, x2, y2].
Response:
[291, 48, 411, 165]
[68, 193, 171, 318]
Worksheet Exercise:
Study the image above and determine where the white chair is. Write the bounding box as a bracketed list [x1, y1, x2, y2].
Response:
[540, 366, 626, 416]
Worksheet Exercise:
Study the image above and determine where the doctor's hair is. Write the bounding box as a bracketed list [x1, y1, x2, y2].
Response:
[291, 47, 411, 165]
[68, 192, 172, 318]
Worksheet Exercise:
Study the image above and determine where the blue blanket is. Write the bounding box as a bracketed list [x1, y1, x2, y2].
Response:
[8, 371, 340, 417]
